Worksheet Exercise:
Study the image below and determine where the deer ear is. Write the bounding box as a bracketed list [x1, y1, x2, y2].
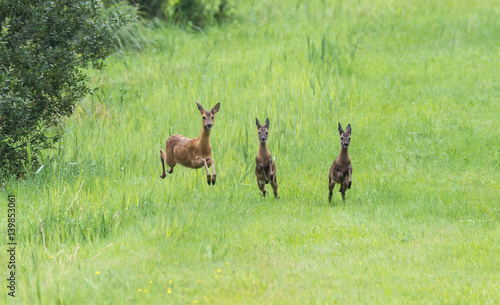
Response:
[256, 118, 261, 128]
[265, 118, 270, 128]
[211, 103, 220, 114]
[346, 124, 352, 135]
[195, 101, 205, 114]
[338, 123, 344, 135]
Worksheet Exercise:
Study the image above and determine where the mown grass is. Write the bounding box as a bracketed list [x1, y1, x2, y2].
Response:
[1, 0, 499, 303]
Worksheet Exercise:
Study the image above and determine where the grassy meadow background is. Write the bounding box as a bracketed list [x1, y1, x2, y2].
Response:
[2, 0, 500, 303]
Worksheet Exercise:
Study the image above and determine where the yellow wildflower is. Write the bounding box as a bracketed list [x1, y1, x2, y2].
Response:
[95, 271, 100, 275]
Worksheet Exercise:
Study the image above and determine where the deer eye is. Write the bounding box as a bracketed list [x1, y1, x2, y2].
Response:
[265, 132, 268, 135]
[258, 132, 261, 134]
[203, 116, 206, 119]
[349, 137, 351, 140]
[341, 137, 344, 140]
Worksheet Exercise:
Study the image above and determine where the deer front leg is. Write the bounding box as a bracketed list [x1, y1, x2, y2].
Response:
[208, 157, 216, 185]
[328, 175, 335, 202]
[202, 159, 212, 185]
[347, 165, 352, 189]
[257, 178, 266, 197]
[339, 183, 348, 202]
[270, 174, 278, 199]
[259, 164, 269, 184]
[194, 157, 212, 185]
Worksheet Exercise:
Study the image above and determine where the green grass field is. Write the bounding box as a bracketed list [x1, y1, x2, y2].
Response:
[2, 0, 500, 303]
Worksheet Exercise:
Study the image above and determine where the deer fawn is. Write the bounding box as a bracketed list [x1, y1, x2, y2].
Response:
[255, 118, 278, 198]
[329, 123, 352, 202]
[160, 101, 220, 185]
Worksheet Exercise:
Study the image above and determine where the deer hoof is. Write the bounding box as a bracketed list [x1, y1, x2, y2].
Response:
[212, 175, 216, 185]
[274, 193, 279, 199]
[263, 191, 266, 198]
[160, 174, 166, 179]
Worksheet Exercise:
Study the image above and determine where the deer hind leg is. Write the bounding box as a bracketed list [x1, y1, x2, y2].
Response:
[164, 141, 176, 174]
[328, 176, 335, 202]
[160, 149, 170, 178]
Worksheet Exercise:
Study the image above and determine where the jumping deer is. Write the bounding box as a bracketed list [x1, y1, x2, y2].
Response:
[160, 101, 220, 185]
[329, 123, 352, 202]
[255, 118, 278, 198]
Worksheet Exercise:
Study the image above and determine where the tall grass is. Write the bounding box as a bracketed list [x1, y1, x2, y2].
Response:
[1, 0, 499, 303]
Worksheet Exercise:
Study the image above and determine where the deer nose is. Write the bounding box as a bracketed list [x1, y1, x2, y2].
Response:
[260, 137, 266, 142]
[206, 123, 213, 129]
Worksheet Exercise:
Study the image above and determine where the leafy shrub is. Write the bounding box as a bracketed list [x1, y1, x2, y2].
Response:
[0, 0, 128, 176]
[171, 0, 230, 28]
[104, 0, 232, 28]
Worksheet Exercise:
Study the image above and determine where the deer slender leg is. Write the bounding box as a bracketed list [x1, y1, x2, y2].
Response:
[160, 149, 167, 178]
[208, 158, 216, 185]
[270, 174, 278, 199]
[258, 178, 266, 197]
[259, 165, 269, 183]
[328, 176, 335, 202]
[201, 159, 212, 185]
[347, 165, 352, 189]
[339, 184, 347, 202]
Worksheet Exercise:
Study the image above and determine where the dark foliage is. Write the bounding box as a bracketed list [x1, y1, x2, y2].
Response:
[172, 0, 230, 28]
[0, 0, 127, 176]
[103, 0, 231, 28]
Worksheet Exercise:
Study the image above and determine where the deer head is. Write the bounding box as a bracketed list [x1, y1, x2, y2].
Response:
[256, 118, 270, 143]
[338, 123, 351, 148]
[196, 101, 220, 130]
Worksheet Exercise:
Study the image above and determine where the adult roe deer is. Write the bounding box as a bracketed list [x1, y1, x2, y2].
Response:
[255, 118, 278, 198]
[160, 101, 220, 185]
[329, 123, 352, 202]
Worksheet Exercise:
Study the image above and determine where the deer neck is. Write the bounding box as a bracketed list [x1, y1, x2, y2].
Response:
[258, 142, 269, 156]
[198, 127, 211, 148]
[338, 146, 350, 162]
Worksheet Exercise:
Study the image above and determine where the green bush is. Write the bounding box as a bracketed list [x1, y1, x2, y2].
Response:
[171, 0, 230, 28]
[104, 0, 232, 28]
[0, 0, 128, 176]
